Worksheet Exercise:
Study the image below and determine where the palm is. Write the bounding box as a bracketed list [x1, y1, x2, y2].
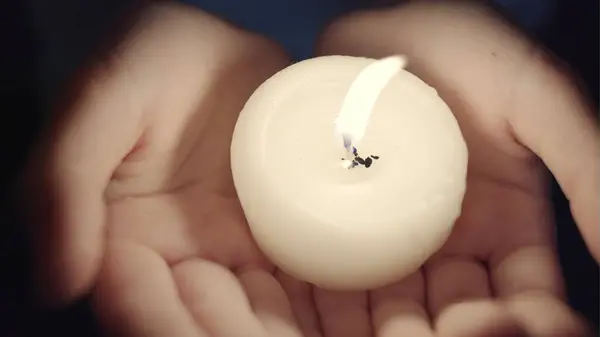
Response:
[85, 10, 285, 336]
[255, 87, 571, 337]
[102, 95, 268, 273]
[269, 92, 563, 337]
[95, 139, 272, 336]
[310, 2, 594, 335]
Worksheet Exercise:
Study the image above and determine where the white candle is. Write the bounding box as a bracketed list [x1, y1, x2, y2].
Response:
[231, 55, 468, 290]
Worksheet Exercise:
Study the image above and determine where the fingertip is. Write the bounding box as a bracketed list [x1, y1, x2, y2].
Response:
[171, 260, 265, 337]
[505, 292, 593, 337]
[30, 178, 106, 308]
[238, 268, 303, 337]
[33, 233, 104, 308]
[569, 171, 600, 261]
[93, 241, 200, 337]
[508, 48, 600, 262]
[316, 7, 390, 58]
[436, 300, 526, 337]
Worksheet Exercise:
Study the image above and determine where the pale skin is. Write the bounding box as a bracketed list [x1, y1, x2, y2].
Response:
[23, 1, 598, 337]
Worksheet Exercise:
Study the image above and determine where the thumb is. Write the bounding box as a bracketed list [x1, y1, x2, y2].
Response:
[24, 55, 143, 306]
[508, 51, 600, 261]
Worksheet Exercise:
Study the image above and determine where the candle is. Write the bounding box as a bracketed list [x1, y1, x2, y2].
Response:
[231, 55, 468, 290]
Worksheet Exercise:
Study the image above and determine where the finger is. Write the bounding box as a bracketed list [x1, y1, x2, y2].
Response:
[436, 300, 526, 337]
[92, 240, 203, 337]
[505, 292, 592, 337]
[370, 271, 433, 337]
[491, 247, 591, 336]
[23, 2, 153, 305]
[25, 41, 143, 305]
[506, 49, 600, 261]
[313, 288, 372, 337]
[171, 260, 265, 337]
[316, 0, 599, 260]
[276, 270, 323, 337]
[238, 268, 304, 337]
[426, 256, 492, 319]
[491, 245, 564, 299]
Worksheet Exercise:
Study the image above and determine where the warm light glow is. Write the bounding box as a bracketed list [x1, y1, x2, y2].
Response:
[336, 55, 407, 150]
[336, 55, 407, 168]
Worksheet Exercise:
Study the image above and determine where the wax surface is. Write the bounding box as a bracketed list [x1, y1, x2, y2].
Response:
[231, 56, 468, 290]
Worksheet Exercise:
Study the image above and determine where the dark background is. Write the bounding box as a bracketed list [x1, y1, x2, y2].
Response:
[1, 0, 598, 336]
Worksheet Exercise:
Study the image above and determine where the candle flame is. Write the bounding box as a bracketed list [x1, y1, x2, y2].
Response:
[336, 55, 407, 154]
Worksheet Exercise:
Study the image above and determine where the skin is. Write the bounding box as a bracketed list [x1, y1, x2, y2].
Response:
[23, 1, 598, 336]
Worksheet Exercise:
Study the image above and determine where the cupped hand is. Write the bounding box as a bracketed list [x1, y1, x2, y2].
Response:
[24, 2, 598, 337]
[25, 3, 296, 336]
[316, 1, 598, 336]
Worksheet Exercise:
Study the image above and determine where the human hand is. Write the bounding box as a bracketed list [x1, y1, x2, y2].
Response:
[24, 1, 598, 337]
[313, 1, 598, 336]
[23, 3, 301, 336]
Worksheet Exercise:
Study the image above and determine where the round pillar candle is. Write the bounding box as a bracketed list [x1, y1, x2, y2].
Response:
[231, 55, 468, 290]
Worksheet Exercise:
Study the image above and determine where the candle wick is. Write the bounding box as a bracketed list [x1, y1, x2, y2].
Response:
[340, 145, 381, 170]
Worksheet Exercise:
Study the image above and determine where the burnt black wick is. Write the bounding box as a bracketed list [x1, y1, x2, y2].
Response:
[344, 146, 379, 169]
